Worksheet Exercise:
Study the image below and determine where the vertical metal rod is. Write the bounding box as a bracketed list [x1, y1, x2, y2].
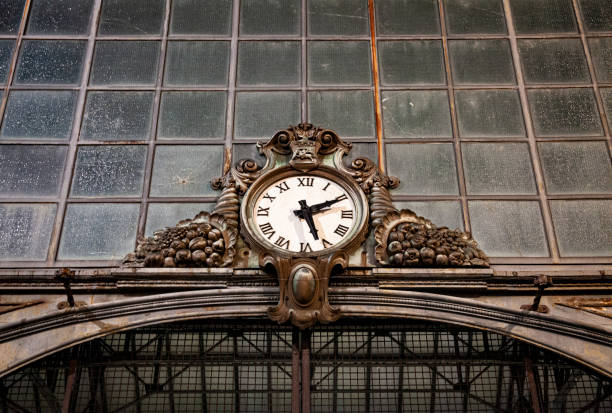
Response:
[130, 333, 142, 413]
[233, 334, 240, 413]
[429, 331, 439, 413]
[524, 357, 542, 413]
[367, 0, 386, 171]
[301, 0, 307, 122]
[223, 0, 242, 174]
[199, 332, 208, 413]
[62, 360, 78, 413]
[292, 329, 300, 413]
[166, 335, 176, 413]
[333, 333, 338, 413]
[301, 330, 311, 413]
[397, 331, 405, 413]
[267, 330, 273, 413]
[365, 331, 372, 413]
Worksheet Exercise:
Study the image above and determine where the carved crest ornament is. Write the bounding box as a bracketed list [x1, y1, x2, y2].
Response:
[124, 124, 489, 328]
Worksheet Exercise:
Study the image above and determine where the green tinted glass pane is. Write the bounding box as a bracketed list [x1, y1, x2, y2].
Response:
[462, 143, 536, 195]
[238, 41, 300, 86]
[0, 0, 25, 34]
[58, 203, 140, 260]
[234, 92, 300, 139]
[81, 92, 154, 141]
[509, 0, 576, 34]
[170, 0, 232, 35]
[158, 92, 226, 140]
[444, 0, 506, 34]
[468, 201, 548, 257]
[240, 0, 300, 35]
[519, 39, 589, 84]
[308, 0, 369, 35]
[375, 0, 440, 35]
[308, 41, 371, 86]
[579, 0, 612, 32]
[602, 89, 612, 130]
[71, 146, 147, 197]
[90, 41, 159, 85]
[386, 143, 458, 195]
[550, 200, 612, 257]
[378, 40, 445, 86]
[15, 40, 86, 85]
[528, 88, 602, 136]
[164, 41, 229, 86]
[0, 145, 67, 196]
[150, 145, 224, 197]
[27, 0, 93, 35]
[308, 90, 375, 138]
[0, 40, 14, 83]
[588, 37, 612, 83]
[449, 40, 515, 84]
[382, 90, 452, 138]
[455, 90, 525, 137]
[98, 0, 164, 35]
[1, 90, 77, 140]
[146, 203, 214, 236]
[232, 144, 268, 169]
[0, 204, 56, 261]
[395, 201, 464, 230]
[538, 141, 612, 194]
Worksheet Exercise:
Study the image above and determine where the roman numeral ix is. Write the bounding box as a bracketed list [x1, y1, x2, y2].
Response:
[257, 206, 270, 216]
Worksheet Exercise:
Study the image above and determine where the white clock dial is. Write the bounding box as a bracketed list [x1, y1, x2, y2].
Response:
[252, 175, 357, 253]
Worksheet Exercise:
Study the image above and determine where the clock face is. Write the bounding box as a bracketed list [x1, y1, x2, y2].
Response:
[252, 174, 359, 254]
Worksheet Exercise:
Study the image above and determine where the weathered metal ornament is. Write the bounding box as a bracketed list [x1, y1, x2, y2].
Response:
[291, 265, 317, 306]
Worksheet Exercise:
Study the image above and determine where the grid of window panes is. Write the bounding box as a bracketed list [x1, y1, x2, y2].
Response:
[0, 0, 611, 266]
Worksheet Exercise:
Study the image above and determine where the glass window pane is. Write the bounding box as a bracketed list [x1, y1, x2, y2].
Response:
[232, 143, 268, 169]
[81, 92, 154, 141]
[455, 90, 525, 138]
[443, 0, 506, 34]
[0, 0, 25, 34]
[395, 201, 464, 229]
[587, 37, 612, 83]
[308, 41, 371, 86]
[14, 40, 86, 85]
[238, 41, 300, 86]
[602, 88, 612, 130]
[375, 0, 440, 35]
[0, 40, 15, 84]
[0, 204, 56, 261]
[98, 0, 164, 35]
[71, 145, 148, 197]
[578, 0, 612, 32]
[382, 90, 452, 138]
[170, 0, 232, 35]
[550, 200, 612, 257]
[27, 0, 93, 35]
[58, 203, 140, 260]
[90, 41, 159, 86]
[146, 203, 213, 236]
[468, 201, 548, 257]
[509, 0, 576, 34]
[158, 92, 226, 140]
[0, 145, 67, 196]
[1, 90, 77, 140]
[308, 90, 375, 138]
[164, 41, 229, 86]
[386, 143, 458, 195]
[150, 145, 225, 197]
[308, 0, 369, 36]
[538, 141, 612, 194]
[519, 39, 589, 84]
[462, 142, 536, 195]
[378, 40, 445, 86]
[528, 88, 602, 136]
[449, 40, 515, 85]
[234, 92, 300, 139]
[240, 0, 300, 35]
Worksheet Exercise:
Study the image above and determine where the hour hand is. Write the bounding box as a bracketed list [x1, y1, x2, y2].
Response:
[295, 200, 319, 240]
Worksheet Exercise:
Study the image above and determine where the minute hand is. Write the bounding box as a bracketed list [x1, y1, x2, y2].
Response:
[309, 197, 344, 214]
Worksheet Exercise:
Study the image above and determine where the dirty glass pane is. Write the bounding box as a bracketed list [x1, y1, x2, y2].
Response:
[158, 92, 226, 140]
[232, 144, 268, 169]
[468, 201, 548, 257]
[550, 200, 612, 257]
[240, 0, 300, 35]
[308, 90, 375, 138]
[386, 143, 458, 195]
[234, 92, 300, 139]
[150, 145, 224, 197]
[27, 0, 93, 35]
[578, 0, 612, 32]
[71, 146, 147, 197]
[382, 90, 452, 138]
[238, 41, 300, 86]
[98, 0, 164, 35]
[509, 0, 576, 34]
[395, 201, 464, 230]
[14, 40, 86, 85]
[146, 203, 214, 236]
[462, 143, 536, 195]
[0, 40, 14, 84]
[449, 40, 515, 85]
[587, 37, 612, 83]
[443, 0, 506, 34]
[602, 89, 612, 130]
[538, 141, 612, 194]
[0, 204, 56, 261]
[308, 0, 369, 36]
[81, 92, 154, 141]
[164, 41, 229, 86]
[0, 145, 67, 196]
[0, 0, 25, 34]
[1, 90, 77, 140]
[375, 0, 440, 35]
[90, 41, 159, 86]
[519, 39, 589, 84]
[58, 203, 140, 260]
[528, 88, 602, 136]
[170, 0, 232, 35]
[308, 41, 371, 86]
[378, 40, 445, 86]
[455, 90, 525, 138]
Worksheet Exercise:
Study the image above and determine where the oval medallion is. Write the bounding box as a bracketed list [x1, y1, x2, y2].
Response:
[292, 266, 316, 305]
